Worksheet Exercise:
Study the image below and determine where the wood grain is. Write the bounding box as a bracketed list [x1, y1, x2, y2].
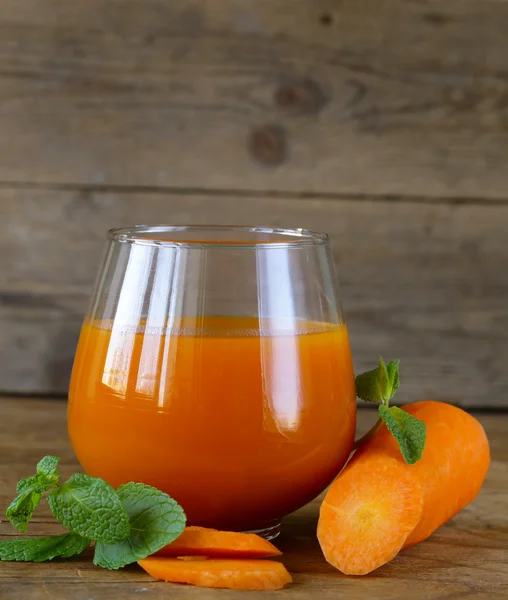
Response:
[0, 397, 506, 599]
[1, 0, 508, 405]
[0, 0, 507, 198]
[1, 191, 507, 406]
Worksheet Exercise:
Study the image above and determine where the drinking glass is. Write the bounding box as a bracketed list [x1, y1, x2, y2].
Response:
[68, 225, 356, 539]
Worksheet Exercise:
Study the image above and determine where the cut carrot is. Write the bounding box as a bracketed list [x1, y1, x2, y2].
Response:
[318, 401, 490, 575]
[355, 401, 491, 548]
[317, 453, 423, 575]
[138, 557, 292, 590]
[156, 526, 281, 559]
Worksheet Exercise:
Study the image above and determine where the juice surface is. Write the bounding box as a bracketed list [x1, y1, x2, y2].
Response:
[68, 317, 356, 530]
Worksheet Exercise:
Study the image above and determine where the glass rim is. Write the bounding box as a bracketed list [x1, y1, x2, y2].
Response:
[107, 225, 330, 249]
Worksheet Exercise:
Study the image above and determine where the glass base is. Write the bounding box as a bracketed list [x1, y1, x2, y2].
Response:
[245, 522, 281, 541]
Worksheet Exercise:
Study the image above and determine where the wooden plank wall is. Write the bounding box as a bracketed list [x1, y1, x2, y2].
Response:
[0, 0, 507, 407]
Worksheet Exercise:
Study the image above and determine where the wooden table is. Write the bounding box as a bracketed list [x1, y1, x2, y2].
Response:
[0, 398, 507, 599]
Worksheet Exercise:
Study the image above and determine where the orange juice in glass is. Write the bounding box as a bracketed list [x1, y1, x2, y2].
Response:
[68, 226, 356, 538]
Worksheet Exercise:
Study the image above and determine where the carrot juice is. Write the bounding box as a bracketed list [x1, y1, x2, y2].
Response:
[68, 316, 356, 531]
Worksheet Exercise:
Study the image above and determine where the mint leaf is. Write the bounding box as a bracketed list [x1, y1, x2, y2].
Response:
[355, 358, 400, 405]
[6, 488, 44, 533]
[36, 456, 60, 483]
[16, 476, 42, 494]
[377, 357, 390, 400]
[47, 474, 130, 544]
[355, 366, 384, 403]
[94, 483, 186, 570]
[386, 360, 400, 396]
[0, 533, 89, 562]
[379, 405, 426, 465]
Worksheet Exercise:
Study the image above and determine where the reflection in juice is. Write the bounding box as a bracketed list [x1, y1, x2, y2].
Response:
[68, 317, 356, 531]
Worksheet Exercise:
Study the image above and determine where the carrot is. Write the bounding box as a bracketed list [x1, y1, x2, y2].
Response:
[138, 557, 292, 590]
[318, 401, 490, 575]
[156, 526, 281, 559]
[358, 401, 491, 547]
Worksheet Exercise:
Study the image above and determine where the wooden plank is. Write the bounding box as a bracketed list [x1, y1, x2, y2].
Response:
[0, 398, 507, 600]
[1, 191, 507, 406]
[0, 1, 508, 197]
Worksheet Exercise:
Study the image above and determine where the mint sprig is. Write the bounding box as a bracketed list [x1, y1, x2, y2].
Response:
[355, 358, 400, 404]
[1, 457, 186, 569]
[355, 358, 426, 465]
[7, 456, 61, 533]
[94, 483, 186, 569]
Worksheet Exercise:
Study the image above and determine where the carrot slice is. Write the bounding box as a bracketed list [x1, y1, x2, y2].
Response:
[138, 557, 292, 590]
[317, 453, 423, 576]
[156, 526, 281, 559]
